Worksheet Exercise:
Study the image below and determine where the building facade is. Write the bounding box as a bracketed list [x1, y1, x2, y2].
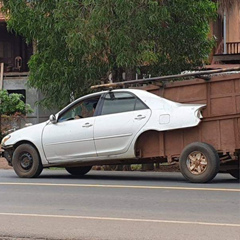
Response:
[211, 1, 240, 63]
[0, 2, 53, 125]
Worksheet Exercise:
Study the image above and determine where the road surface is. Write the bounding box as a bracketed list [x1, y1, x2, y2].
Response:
[0, 169, 239, 240]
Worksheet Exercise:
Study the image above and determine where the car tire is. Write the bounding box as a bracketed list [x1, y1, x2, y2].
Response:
[179, 142, 220, 183]
[12, 144, 43, 178]
[65, 166, 92, 176]
[228, 169, 240, 180]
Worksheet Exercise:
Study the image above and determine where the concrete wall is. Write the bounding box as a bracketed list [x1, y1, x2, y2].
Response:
[2, 77, 56, 126]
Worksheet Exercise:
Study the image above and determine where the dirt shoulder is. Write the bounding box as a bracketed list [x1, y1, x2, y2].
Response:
[0, 146, 12, 169]
[0, 157, 12, 170]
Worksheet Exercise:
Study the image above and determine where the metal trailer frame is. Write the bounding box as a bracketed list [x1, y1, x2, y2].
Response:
[91, 68, 240, 177]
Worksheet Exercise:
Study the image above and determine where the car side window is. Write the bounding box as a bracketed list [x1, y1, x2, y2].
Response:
[58, 97, 100, 122]
[101, 92, 147, 115]
[135, 98, 148, 110]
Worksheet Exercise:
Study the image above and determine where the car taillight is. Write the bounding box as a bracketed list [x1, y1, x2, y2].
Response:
[195, 109, 203, 119]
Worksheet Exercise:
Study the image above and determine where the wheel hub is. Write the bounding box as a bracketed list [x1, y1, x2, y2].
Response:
[187, 151, 208, 175]
[20, 153, 33, 170]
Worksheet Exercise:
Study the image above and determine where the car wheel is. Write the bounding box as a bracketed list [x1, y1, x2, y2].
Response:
[179, 142, 220, 183]
[65, 166, 92, 176]
[228, 169, 240, 180]
[12, 144, 43, 178]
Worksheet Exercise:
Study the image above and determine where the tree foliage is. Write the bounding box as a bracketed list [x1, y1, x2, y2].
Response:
[0, 90, 32, 116]
[2, 0, 217, 108]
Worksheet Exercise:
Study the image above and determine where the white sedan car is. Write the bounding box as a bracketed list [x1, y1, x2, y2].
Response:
[1, 89, 205, 180]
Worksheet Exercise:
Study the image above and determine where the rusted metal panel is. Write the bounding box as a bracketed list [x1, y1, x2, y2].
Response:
[209, 79, 238, 117]
[201, 121, 220, 148]
[235, 116, 240, 149]
[161, 81, 207, 104]
[164, 130, 184, 158]
[219, 119, 236, 151]
[237, 117, 240, 148]
[141, 73, 240, 160]
[136, 131, 160, 158]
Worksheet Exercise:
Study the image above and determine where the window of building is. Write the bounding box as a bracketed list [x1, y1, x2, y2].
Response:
[7, 89, 26, 103]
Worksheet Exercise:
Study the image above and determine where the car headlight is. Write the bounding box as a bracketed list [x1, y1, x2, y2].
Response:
[1, 135, 11, 146]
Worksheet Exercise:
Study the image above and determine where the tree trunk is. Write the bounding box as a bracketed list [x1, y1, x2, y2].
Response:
[112, 67, 124, 82]
[125, 68, 135, 81]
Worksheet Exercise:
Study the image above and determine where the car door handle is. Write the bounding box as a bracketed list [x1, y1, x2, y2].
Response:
[82, 123, 93, 128]
[135, 115, 146, 120]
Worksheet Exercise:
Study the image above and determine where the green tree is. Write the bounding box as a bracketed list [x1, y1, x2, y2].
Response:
[0, 90, 32, 139]
[2, 0, 217, 108]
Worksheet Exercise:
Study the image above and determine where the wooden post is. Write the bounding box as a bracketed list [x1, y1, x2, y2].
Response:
[0, 63, 3, 138]
[0, 63, 3, 90]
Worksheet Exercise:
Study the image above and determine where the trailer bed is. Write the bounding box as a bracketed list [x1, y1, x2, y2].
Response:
[136, 74, 240, 172]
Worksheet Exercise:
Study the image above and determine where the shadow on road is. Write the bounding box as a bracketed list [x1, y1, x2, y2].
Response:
[36, 170, 239, 185]
[1, 169, 239, 185]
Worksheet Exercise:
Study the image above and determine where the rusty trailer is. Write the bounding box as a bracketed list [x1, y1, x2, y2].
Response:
[137, 73, 240, 179]
[92, 69, 240, 181]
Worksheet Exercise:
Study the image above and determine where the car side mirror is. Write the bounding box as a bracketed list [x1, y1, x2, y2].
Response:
[49, 114, 57, 124]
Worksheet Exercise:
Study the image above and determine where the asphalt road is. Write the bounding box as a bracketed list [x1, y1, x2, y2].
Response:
[0, 169, 239, 240]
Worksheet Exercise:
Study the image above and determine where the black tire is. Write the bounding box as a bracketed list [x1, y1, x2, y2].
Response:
[12, 144, 43, 178]
[179, 142, 220, 183]
[228, 169, 240, 180]
[65, 166, 92, 176]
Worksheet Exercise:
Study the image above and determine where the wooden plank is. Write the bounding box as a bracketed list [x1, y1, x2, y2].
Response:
[3, 71, 29, 77]
[213, 54, 240, 62]
[91, 67, 240, 90]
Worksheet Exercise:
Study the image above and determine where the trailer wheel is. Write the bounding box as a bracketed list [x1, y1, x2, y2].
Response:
[179, 142, 220, 183]
[228, 170, 240, 180]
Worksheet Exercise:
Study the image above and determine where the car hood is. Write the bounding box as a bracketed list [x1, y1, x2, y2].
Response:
[1, 121, 47, 147]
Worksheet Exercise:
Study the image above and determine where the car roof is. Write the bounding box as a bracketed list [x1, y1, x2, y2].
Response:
[57, 88, 171, 116]
[75, 88, 160, 100]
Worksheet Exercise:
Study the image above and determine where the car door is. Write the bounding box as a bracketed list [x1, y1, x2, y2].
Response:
[42, 96, 100, 163]
[94, 91, 151, 156]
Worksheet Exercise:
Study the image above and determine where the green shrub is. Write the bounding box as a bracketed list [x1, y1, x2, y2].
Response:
[0, 90, 33, 141]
